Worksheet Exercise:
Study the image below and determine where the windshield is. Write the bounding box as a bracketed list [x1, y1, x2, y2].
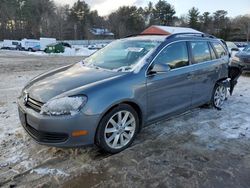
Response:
[84, 38, 161, 71]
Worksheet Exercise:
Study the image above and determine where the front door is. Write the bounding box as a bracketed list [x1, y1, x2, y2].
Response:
[146, 41, 194, 122]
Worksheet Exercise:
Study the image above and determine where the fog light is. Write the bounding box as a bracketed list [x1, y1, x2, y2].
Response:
[72, 130, 88, 137]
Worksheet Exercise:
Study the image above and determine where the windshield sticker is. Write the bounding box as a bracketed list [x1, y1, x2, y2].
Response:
[126, 47, 143, 52]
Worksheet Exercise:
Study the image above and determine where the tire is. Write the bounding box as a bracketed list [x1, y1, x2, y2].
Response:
[95, 104, 139, 154]
[211, 83, 227, 109]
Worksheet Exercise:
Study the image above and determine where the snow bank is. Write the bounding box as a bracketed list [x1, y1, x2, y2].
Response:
[63, 47, 76, 56]
[1, 46, 96, 57]
[75, 47, 97, 56]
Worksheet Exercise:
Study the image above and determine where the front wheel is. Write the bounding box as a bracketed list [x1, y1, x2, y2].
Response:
[212, 83, 227, 109]
[95, 104, 139, 154]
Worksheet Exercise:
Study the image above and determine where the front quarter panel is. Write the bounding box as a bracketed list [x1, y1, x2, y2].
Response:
[81, 72, 147, 121]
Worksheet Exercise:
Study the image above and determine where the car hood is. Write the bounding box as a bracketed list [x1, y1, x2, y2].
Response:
[25, 62, 124, 102]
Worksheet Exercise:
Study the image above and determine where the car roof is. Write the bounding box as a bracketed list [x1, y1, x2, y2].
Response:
[125, 33, 220, 43]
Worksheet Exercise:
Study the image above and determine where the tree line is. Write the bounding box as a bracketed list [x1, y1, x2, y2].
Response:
[0, 0, 249, 41]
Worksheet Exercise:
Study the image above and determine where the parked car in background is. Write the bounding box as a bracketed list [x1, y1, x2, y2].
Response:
[44, 42, 71, 53]
[18, 32, 242, 153]
[61, 42, 71, 48]
[235, 42, 248, 51]
[87, 44, 98, 50]
[1, 40, 21, 50]
[226, 41, 240, 57]
[231, 44, 250, 71]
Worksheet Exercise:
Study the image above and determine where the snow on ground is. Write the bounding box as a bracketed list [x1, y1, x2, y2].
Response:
[30, 168, 70, 177]
[0, 50, 250, 187]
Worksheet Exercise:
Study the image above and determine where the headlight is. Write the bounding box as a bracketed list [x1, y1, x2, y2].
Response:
[40, 96, 87, 116]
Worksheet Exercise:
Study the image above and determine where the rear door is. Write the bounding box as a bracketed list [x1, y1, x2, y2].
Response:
[188, 41, 223, 107]
[146, 41, 194, 122]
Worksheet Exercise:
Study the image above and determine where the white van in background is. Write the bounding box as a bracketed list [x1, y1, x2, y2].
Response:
[21, 39, 40, 51]
[40, 38, 56, 51]
[1, 40, 21, 50]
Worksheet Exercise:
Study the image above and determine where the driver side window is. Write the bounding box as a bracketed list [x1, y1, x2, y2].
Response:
[153, 41, 189, 69]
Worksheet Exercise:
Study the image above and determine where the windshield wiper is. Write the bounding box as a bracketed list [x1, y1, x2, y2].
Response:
[115, 66, 132, 72]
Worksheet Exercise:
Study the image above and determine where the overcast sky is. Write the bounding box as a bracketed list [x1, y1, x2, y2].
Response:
[54, 0, 250, 17]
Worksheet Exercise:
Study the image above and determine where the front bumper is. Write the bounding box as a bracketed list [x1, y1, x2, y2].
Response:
[18, 99, 100, 147]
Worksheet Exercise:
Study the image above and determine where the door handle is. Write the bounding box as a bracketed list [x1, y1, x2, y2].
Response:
[215, 66, 219, 72]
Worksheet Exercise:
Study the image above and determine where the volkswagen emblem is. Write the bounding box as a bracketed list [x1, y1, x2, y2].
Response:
[24, 92, 29, 105]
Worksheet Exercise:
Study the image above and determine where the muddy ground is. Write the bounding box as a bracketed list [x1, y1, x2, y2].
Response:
[0, 50, 250, 188]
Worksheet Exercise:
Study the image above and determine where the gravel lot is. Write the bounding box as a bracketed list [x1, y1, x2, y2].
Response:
[0, 50, 250, 188]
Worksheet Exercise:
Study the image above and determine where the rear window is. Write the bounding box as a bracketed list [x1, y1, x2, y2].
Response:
[211, 42, 227, 58]
[190, 41, 211, 64]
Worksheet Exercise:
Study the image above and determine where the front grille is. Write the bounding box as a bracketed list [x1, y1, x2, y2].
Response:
[25, 123, 69, 143]
[26, 97, 43, 112]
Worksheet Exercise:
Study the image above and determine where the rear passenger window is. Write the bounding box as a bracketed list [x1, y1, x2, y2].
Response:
[209, 43, 217, 60]
[190, 41, 211, 64]
[154, 41, 189, 69]
[211, 42, 227, 58]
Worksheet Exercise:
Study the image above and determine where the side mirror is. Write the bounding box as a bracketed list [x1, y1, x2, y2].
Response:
[148, 63, 170, 75]
[231, 48, 239, 52]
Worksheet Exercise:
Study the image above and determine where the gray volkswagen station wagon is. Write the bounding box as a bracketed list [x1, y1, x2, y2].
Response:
[18, 32, 242, 153]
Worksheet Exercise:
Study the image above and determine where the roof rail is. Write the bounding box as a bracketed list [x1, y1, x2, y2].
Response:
[124, 33, 168, 38]
[167, 32, 216, 39]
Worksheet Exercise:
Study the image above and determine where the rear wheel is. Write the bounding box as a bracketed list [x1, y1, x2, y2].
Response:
[212, 83, 227, 109]
[95, 104, 139, 154]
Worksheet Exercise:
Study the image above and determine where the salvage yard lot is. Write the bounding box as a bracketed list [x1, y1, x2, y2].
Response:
[0, 50, 250, 188]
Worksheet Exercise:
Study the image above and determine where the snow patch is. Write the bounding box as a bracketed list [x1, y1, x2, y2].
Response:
[31, 168, 70, 177]
[193, 120, 250, 140]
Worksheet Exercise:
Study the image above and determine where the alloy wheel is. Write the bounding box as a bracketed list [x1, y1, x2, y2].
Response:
[214, 85, 227, 108]
[104, 110, 136, 149]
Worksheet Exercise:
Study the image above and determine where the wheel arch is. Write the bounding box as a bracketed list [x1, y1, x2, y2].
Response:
[216, 77, 228, 83]
[94, 100, 144, 145]
[100, 100, 143, 130]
